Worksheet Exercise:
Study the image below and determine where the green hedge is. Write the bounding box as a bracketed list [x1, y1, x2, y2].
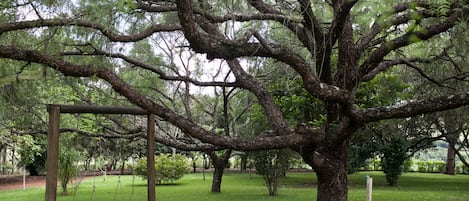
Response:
[416, 161, 446, 173]
[135, 154, 190, 184]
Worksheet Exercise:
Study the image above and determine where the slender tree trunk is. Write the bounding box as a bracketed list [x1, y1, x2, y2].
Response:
[61, 183, 69, 195]
[120, 160, 125, 175]
[240, 154, 247, 172]
[10, 148, 15, 174]
[1, 144, 7, 175]
[192, 157, 197, 173]
[207, 150, 232, 193]
[444, 143, 456, 175]
[211, 163, 225, 193]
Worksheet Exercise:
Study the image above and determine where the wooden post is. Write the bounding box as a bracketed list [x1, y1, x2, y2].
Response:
[366, 175, 373, 201]
[147, 114, 156, 201]
[23, 166, 26, 190]
[46, 105, 60, 201]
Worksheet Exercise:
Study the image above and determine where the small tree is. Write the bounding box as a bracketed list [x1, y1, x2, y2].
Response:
[380, 136, 408, 186]
[135, 154, 189, 184]
[253, 149, 290, 196]
[58, 148, 80, 195]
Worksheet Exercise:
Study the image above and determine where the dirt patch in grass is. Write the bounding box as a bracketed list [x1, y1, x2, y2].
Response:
[0, 175, 46, 190]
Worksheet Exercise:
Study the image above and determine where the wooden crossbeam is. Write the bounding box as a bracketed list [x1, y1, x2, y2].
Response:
[45, 104, 155, 201]
[49, 104, 149, 115]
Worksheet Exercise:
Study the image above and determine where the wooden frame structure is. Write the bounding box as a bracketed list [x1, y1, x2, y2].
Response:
[45, 104, 156, 201]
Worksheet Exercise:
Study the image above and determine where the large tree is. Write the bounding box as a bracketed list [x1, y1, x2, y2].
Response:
[1, 1, 469, 200]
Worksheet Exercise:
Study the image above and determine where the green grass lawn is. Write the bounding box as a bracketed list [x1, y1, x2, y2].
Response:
[1, 171, 468, 201]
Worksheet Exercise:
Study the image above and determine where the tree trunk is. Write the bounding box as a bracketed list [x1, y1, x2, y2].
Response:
[444, 143, 456, 175]
[192, 157, 197, 173]
[240, 154, 247, 172]
[1, 144, 7, 175]
[10, 148, 15, 174]
[315, 158, 348, 201]
[61, 183, 69, 195]
[207, 150, 232, 193]
[211, 163, 225, 193]
[302, 139, 349, 201]
[120, 160, 125, 175]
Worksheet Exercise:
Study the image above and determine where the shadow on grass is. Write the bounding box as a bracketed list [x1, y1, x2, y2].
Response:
[131, 182, 185, 187]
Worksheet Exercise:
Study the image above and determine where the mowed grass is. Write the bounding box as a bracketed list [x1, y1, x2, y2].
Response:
[1, 171, 468, 201]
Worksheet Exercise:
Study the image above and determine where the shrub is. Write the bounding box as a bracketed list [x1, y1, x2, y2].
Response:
[402, 159, 413, 172]
[58, 148, 80, 195]
[417, 161, 427, 172]
[253, 149, 290, 196]
[380, 137, 408, 186]
[135, 154, 189, 184]
[434, 161, 446, 173]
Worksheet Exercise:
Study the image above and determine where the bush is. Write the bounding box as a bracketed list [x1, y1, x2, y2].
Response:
[135, 154, 189, 184]
[58, 148, 80, 195]
[434, 161, 446, 173]
[253, 149, 290, 196]
[416, 161, 446, 173]
[402, 159, 413, 172]
[417, 161, 427, 172]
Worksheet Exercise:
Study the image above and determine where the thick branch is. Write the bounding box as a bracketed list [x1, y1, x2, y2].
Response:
[175, 0, 352, 105]
[326, 0, 358, 49]
[192, 10, 290, 132]
[17, 127, 221, 151]
[63, 49, 240, 88]
[362, 58, 427, 81]
[248, 0, 318, 56]
[137, 1, 177, 12]
[227, 59, 289, 131]
[0, 19, 180, 42]
[0, 45, 315, 151]
[15, 128, 143, 139]
[356, 1, 432, 51]
[353, 92, 469, 123]
[359, 7, 468, 78]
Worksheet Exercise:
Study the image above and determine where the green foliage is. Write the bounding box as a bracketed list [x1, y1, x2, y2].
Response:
[348, 130, 380, 173]
[402, 158, 413, 173]
[270, 78, 324, 125]
[416, 160, 446, 173]
[14, 135, 47, 176]
[116, 0, 137, 12]
[428, 0, 451, 18]
[58, 147, 80, 195]
[380, 136, 408, 186]
[356, 72, 410, 108]
[16, 135, 42, 166]
[135, 154, 190, 184]
[252, 149, 290, 196]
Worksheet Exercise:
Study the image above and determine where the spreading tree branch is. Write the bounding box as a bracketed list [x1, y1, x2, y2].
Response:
[359, 5, 468, 79]
[0, 19, 181, 42]
[353, 93, 469, 123]
[0, 45, 317, 151]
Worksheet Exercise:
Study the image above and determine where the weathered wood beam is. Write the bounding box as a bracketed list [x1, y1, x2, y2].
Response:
[49, 104, 149, 115]
[147, 114, 156, 201]
[45, 105, 60, 201]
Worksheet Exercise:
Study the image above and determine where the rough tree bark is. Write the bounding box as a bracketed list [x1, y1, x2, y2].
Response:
[445, 132, 458, 175]
[207, 150, 232, 193]
[298, 124, 354, 201]
[445, 144, 456, 175]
